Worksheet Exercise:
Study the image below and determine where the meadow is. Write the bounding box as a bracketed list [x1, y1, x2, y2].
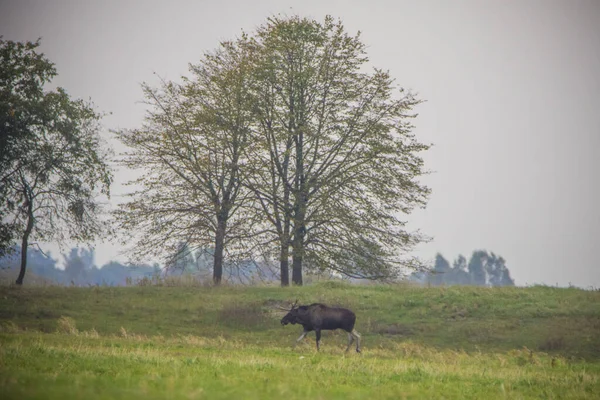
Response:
[1, 281, 599, 399]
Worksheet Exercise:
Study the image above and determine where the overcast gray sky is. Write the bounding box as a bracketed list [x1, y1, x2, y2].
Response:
[2, 0, 599, 287]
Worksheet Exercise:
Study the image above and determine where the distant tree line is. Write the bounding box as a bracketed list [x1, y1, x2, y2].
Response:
[0, 246, 516, 287]
[0, 246, 157, 286]
[0, 244, 278, 286]
[412, 250, 515, 287]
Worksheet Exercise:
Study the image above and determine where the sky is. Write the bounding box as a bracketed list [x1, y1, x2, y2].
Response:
[1, 0, 599, 287]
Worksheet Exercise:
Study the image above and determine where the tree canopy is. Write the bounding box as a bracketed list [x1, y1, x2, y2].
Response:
[0, 38, 112, 284]
[115, 40, 256, 284]
[245, 16, 430, 284]
[116, 15, 430, 285]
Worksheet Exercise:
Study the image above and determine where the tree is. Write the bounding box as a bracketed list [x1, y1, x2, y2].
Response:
[486, 252, 515, 287]
[63, 247, 94, 285]
[1, 38, 56, 257]
[0, 38, 112, 285]
[467, 250, 488, 286]
[245, 16, 430, 284]
[467, 250, 516, 287]
[447, 254, 470, 285]
[115, 40, 256, 285]
[0, 245, 61, 283]
[427, 253, 451, 286]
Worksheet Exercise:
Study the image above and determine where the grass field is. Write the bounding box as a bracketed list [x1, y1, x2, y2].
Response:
[1, 282, 599, 399]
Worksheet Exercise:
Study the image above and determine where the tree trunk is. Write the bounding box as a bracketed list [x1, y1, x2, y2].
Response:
[280, 241, 289, 286]
[279, 185, 291, 287]
[213, 217, 226, 285]
[290, 114, 307, 285]
[291, 200, 306, 286]
[16, 201, 34, 285]
[291, 247, 303, 285]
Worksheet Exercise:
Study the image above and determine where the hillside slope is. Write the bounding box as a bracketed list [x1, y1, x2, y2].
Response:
[1, 283, 599, 359]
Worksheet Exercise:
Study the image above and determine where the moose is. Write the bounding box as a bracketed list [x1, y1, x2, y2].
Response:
[279, 301, 361, 353]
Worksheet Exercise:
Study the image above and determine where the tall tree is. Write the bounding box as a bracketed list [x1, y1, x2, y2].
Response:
[1, 38, 55, 257]
[245, 16, 430, 284]
[427, 253, 451, 286]
[448, 254, 470, 285]
[468, 250, 488, 286]
[0, 38, 112, 285]
[115, 40, 255, 284]
[486, 252, 515, 287]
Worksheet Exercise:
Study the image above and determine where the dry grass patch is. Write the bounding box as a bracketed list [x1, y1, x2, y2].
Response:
[56, 316, 78, 334]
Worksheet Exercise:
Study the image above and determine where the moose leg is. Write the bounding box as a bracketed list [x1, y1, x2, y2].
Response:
[315, 329, 322, 351]
[352, 329, 361, 353]
[345, 332, 355, 353]
[293, 330, 309, 348]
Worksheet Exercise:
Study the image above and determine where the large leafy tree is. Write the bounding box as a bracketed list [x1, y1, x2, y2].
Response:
[117, 15, 430, 286]
[0, 38, 112, 285]
[115, 41, 256, 284]
[245, 16, 430, 284]
[1, 38, 55, 257]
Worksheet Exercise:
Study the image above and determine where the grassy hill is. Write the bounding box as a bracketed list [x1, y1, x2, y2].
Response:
[1, 282, 599, 399]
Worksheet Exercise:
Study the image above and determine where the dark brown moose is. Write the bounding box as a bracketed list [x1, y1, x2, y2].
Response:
[280, 301, 361, 352]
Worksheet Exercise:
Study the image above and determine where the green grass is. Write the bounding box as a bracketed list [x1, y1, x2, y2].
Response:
[1, 283, 599, 399]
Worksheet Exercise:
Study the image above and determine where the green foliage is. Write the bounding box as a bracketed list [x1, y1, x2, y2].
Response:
[247, 16, 430, 283]
[115, 36, 255, 284]
[115, 15, 431, 286]
[0, 284, 599, 399]
[0, 38, 112, 284]
[0, 38, 56, 256]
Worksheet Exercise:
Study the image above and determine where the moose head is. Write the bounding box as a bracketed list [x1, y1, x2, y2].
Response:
[280, 299, 301, 326]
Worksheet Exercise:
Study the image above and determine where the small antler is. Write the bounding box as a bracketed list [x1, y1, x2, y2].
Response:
[274, 299, 300, 311]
